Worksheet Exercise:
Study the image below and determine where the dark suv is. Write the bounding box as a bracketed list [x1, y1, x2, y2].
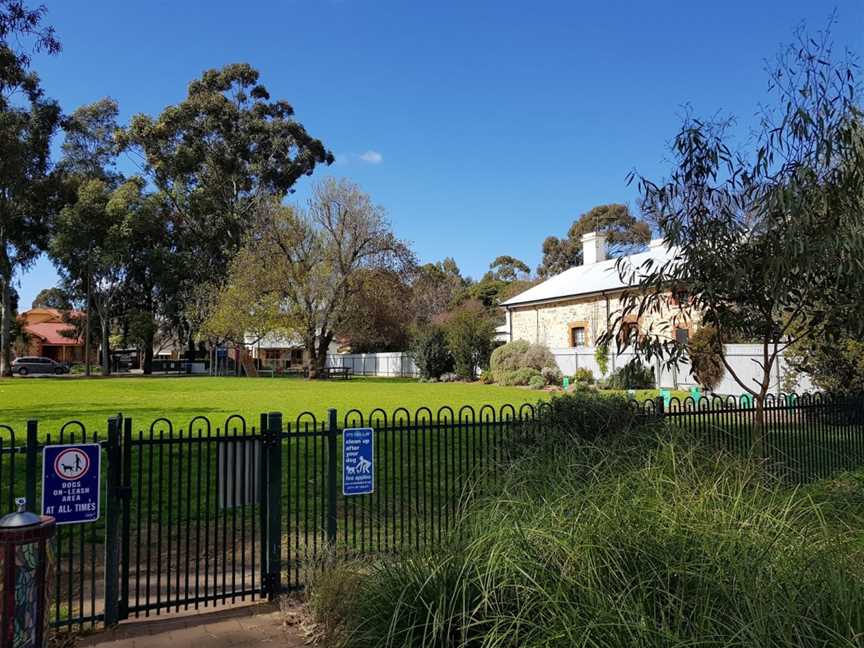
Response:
[11, 356, 70, 376]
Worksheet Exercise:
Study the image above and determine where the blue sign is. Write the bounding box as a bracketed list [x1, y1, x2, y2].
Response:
[343, 428, 374, 496]
[42, 444, 101, 525]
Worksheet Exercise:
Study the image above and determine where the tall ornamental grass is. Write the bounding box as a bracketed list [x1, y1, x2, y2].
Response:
[310, 432, 864, 647]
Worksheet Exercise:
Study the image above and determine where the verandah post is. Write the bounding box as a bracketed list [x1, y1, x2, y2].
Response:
[265, 412, 283, 600]
[326, 409, 338, 548]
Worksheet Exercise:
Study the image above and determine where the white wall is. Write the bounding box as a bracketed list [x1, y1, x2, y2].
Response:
[324, 345, 815, 395]
[549, 344, 814, 395]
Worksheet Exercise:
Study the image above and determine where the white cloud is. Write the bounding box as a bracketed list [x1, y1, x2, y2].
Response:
[359, 150, 383, 164]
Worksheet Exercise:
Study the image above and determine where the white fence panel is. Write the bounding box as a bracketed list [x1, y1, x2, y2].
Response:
[326, 352, 419, 377]
[549, 344, 813, 396]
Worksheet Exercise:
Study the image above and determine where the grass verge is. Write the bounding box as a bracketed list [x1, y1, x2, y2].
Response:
[309, 429, 864, 647]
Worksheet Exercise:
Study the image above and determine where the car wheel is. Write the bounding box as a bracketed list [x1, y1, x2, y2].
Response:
[55, 367, 64, 375]
[17, 367, 28, 376]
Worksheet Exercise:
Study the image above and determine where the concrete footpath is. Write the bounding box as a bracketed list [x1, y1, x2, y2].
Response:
[74, 603, 308, 648]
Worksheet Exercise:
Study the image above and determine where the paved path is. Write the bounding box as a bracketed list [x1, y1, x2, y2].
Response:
[76, 603, 307, 648]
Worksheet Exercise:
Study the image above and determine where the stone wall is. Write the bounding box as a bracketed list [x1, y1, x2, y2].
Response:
[507, 291, 697, 348]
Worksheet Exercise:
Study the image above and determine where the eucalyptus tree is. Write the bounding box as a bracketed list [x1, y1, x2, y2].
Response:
[0, 1, 61, 375]
[216, 178, 414, 378]
[118, 63, 333, 360]
[601, 28, 864, 447]
[50, 179, 141, 374]
[54, 98, 122, 375]
[537, 204, 651, 278]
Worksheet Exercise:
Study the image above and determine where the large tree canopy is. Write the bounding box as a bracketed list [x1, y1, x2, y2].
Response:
[537, 203, 650, 278]
[211, 178, 413, 378]
[117, 64, 334, 356]
[0, 2, 61, 374]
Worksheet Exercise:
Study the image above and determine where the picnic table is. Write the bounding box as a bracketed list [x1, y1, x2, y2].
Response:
[325, 366, 353, 380]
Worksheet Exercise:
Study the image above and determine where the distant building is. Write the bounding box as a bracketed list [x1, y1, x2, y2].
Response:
[499, 232, 695, 348]
[18, 308, 94, 364]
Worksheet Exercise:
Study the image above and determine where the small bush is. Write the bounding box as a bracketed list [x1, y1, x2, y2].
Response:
[443, 301, 496, 380]
[594, 342, 610, 377]
[572, 367, 595, 384]
[538, 391, 646, 442]
[607, 359, 655, 390]
[689, 325, 725, 391]
[541, 366, 562, 385]
[528, 374, 546, 390]
[490, 340, 559, 384]
[497, 367, 542, 386]
[409, 325, 454, 379]
[439, 372, 459, 383]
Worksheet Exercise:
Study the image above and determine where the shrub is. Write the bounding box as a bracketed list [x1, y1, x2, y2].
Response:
[489, 340, 559, 384]
[497, 367, 542, 386]
[443, 301, 496, 380]
[607, 359, 655, 390]
[541, 366, 563, 385]
[689, 325, 725, 391]
[528, 374, 546, 390]
[313, 434, 864, 648]
[538, 391, 646, 442]
[594, 341, 610, 377]
[409, 325, 453, 379]
[572, 367, 594, 384]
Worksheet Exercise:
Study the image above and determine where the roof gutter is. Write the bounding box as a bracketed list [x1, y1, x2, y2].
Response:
[501, 285, 632, 309]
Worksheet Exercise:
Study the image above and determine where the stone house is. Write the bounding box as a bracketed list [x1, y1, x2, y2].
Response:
[499, 232, 695, 350]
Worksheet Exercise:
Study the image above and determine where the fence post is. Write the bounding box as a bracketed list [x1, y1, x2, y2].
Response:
[258, 413, 268, 593]
[326, 409, 338, 548]
[119, 417, 132, 620]
[104, 414, 122, 627]
[655, 395, 665, 416]
[265, 412, 283, 600]
[25, 421, 37, 512]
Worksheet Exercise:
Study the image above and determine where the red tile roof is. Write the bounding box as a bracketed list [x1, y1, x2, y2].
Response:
[25, 322, 82, 346]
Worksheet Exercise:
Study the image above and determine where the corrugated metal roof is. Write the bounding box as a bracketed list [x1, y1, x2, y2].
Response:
[501, 243, 677, 307]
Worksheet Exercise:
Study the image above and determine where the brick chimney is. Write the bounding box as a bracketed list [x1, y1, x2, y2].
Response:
[581, 231, 607, 265]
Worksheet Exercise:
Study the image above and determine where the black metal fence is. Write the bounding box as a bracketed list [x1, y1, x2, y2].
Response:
[3, 393, 863, 632]
[636, 392, 864, 482]
[0, 404, 543, 631]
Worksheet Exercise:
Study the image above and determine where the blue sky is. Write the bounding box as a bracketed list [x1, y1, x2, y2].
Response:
[15, 0, 864, 308]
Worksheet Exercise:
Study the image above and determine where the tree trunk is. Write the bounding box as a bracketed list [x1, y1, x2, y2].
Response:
[142, 325, 154, 375]
[101, 317, 111, 376]
[186, 332, 195, 374]
[0, 275, 12, 377]
[305, 331, 324, 379]
[84, 270, 91, 377]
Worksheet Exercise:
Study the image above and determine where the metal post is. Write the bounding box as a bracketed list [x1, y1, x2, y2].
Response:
[326, 409, 338, 548]
[119, 417, 132, 620]
[104, 414, 122, 626]
[25, 421, 37, 511]
[265, 412, 282, 599]
[656, 395, 665, 416]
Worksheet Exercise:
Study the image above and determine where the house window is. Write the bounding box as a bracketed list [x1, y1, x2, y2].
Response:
[568, 321, 589, 347]
[675, 328, 690, 344]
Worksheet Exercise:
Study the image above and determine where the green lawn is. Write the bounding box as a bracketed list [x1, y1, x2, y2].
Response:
[0, 375, 556, 438]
